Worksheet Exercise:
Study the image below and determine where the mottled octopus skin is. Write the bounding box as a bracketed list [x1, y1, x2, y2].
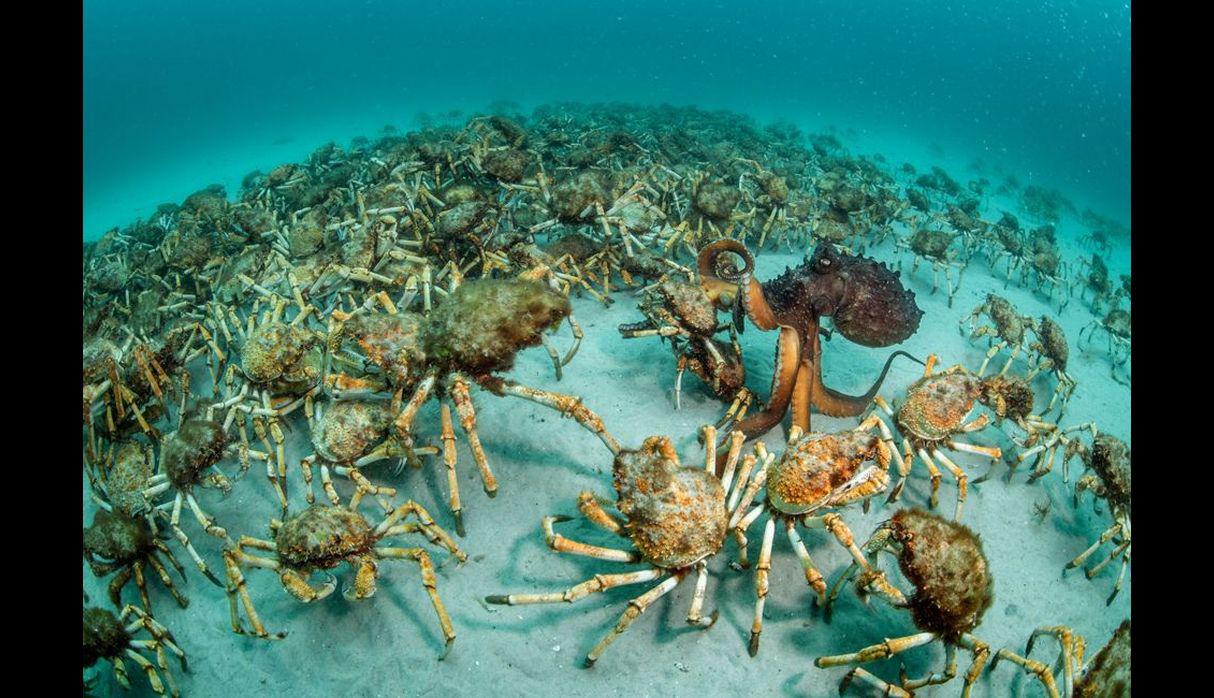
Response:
[697, 240, 922, 448]
[612, 436, 727, 569]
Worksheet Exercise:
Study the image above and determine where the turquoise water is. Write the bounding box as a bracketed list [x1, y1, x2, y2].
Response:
[84, 1, 1128, 240]
[83, 3, 1131, 697]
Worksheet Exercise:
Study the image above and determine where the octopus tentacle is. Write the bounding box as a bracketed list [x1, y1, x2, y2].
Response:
[811, 349, 921, 417]
[727, 326, 801, 441]
[790, 359, 814, 433]
[697, 240, 778, 330]
[739, 276, 779, 331]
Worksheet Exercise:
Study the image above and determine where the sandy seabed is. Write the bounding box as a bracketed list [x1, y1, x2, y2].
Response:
[84, 198, 1129, 698]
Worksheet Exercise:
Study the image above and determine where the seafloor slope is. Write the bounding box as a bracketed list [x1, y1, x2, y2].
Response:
[83, 192, 1128, 697]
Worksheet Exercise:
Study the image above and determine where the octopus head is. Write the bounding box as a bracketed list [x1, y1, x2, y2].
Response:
[807, 244, 923, 347]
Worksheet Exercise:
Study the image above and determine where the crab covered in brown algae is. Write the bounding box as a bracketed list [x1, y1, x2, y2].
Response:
[817, 509, 996, 697]
[223, 496, 466, 656]
[486, 426, 762, 666]
[870, 355, 1009, 518]
[84, 602, 187, 697]
[725, 416, 904, 655]
[322, 277, 620, 533]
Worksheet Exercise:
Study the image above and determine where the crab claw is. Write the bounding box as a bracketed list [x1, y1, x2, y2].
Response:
[313, 573, 338, 601]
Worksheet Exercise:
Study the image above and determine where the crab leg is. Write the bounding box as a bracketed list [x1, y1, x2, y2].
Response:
[1021, 625, 1083, 696]
[584, 572, 684, 667]
[989, 646, 1061, 698]
[486, 568, 663, 606]
[576, 491, 625, 534]
[438, 403, 465, 536]
[539, 334, 564, 381]
[1086, 539, 1130, 578]
[280, 568, 338, 603]
[817, 514, 906, 607]
[714, 387, 754, 434]
[185, 492, 228, 540]
[748, 514, 777, 656]
[717, 429, 746, 495]
[786, 519, 827, 604]
[731, 503, 765, 569]
[932, 449, 969, 520]
[393, 373, 437, 436]
[916, 448, 944, 509]
[161, 517, 223, 586]
[817, 631, 939, 667]
[685, 560, 717, 628]
[543, 515, 640, 562]
[145, 552, 190, 608]
[902, 643, 959, 691]
[110, 655, 131, 691]
[955, 633, 993, 698]
[122, 649, 166, 696]
[317, 464, 341, 505]
[299, 455, 318, 504]
[1067, 522, 1122, 569]
[490, 378, 622, 455]
[375, 547, 457, 658]
[251, 416, 288, 513]
[837, 667, 912, 698]
[448, 379, 495, 496]
[222, 550, 285, 640]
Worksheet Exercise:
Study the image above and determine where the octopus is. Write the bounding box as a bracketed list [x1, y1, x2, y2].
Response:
[696, 240, 923, 453]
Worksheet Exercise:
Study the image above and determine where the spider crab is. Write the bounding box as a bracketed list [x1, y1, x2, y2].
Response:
[696, 240, 923, 455]
[486, 426, 755, 666]
[818, 509, 996, 697]
[84, 602, 187, 697]
[323, 277, 620, 534]
[1068, 434, 1131, 605]
[618, 278, 752, 426]
[726, 417, 905, 655]
[223, 496, 466, 656]
[870, 355, 1010, 519]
